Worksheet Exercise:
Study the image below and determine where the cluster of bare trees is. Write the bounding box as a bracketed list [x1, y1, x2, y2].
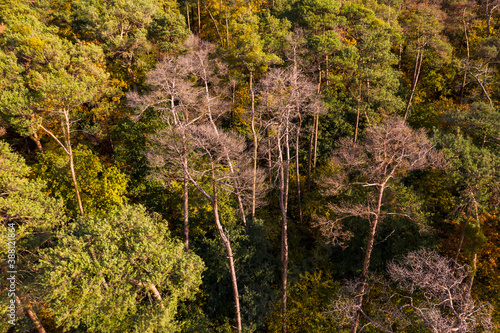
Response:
[128, 35, 328, 332]
[128, 35, 495, 332]
[326, 249, 494, 333]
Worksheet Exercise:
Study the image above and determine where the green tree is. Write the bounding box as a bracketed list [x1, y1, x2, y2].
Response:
[0, 141, 66, 333]
[399, 2, 452, 121]
[339, 3, 403, 142]
[0, 11, 111, 216]
[35, 145, 128, 217]
[38, 204, 205, 332]
[435, 131, 500, 295]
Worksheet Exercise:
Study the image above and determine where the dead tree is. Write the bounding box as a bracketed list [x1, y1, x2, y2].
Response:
[127, 49, 201, 252]
[388, 249, 494, 333]
[318, 117, 445, 333]
[325, 249, 494, 333]
[187, 124, 259, 333]
[258, 66, 319, 333]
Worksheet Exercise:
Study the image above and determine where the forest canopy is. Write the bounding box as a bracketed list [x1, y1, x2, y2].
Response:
[1, 0, 500, 332]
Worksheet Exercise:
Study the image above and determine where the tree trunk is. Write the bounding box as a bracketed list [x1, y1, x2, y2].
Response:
[277, 131, 289, 333]
[467, 199, 481, 296]
[186, 2, 191, 31]
[64, 110, 85, 217]
[354, 92, 361, 143]
[197, 0, 201, 34]
[32, 131, 44, 154]
[224, 0, 229, 48]
[203, 75, 247, 226]
[202, 1, 223, 46]
[183, 169, 189, 252]
[250, 71, 258, 220]
[16, 297, 46, 333]
[212, 165, 242, 333]
[454, 220, 467, 265]
[313, 113, 319, 169]
[295, 117, 303, 223]
[307, 121, 314, 192]
[351, 183, 385, 333]
[403, 48, 424, 122]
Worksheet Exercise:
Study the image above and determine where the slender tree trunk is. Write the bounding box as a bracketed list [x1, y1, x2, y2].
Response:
[461, 10, 470, 104]
[202, 1, 223, 46]
[295, 117, 303, 223]
[183, 167, 189, 252]
[63, 110, 84, 216]
[277, 131, 289, 333]
[224, 0, 229, 48]
[197, 0, 201, 34]
[211, 164, 242, 333]
[186, 2, 191, 31]
[467, 199, 481, 296]
[312, 68, 321, 171]
[307, 68, 322, 190]
[354, 89, 361, 143]
[307, 126, 313, 192]
[202, 71, 246, 225]
[250, 71, 258, 220]
[268, 137, 273, 181]
[351, 183, 385, 333]
[398, 44, 402, 72]
[32, 131, 44, 154]
[404, 48, 424, 122]
[469, 71, 493, 105]
[313, 113, 319, 169]
[16, 297, 46, 333]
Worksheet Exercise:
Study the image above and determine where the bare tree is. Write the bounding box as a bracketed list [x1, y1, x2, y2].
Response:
[186, 124, 256, 333]
[317, 117, 445, 333]
[325, 249, 494, 333]
[127, 46, 201, 252]
[258, 65, 319, 333]
[133, 37, 266, 332]
[388, 249, 494, 333]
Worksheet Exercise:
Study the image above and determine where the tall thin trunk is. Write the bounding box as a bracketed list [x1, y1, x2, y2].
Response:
[404, 48, 424, 122]
[277, 131, 289, 333]
[467, 199, 480, 296]
[461, 10, 470, 104]
[295, 118, 303, 223]
[307, 124, 314, 192]
[202, 1, 223, 46]
[313, 113, 319, 169]
[183, 167, 189, 252]
[312, 68, 321, 170]
[292, 47, 303, 223]
[202, 69, 247, 226]
[16, 297, 46, 333]
[250, 71, 258, 220]
[197, 0, 201, 34]
[63, 110, 84, 216]
[39, 119, 83, 216]
[224, 0, 229, 48]
[268, 137, 272, 181]
[398, 44, 402, 72]
[351, 183, 385, 333]
[454, 220, 467, 265]
[353, 86, 361, 143]
[186, 2, 191, 31]
[212, 164, 242, 333]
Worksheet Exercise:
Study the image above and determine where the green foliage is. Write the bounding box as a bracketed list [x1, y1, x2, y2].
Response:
[0, 140, 66, 333]
[267, 271, 338, 332]
[38, 204, 205, 332]
[36, 145, 128, 216]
